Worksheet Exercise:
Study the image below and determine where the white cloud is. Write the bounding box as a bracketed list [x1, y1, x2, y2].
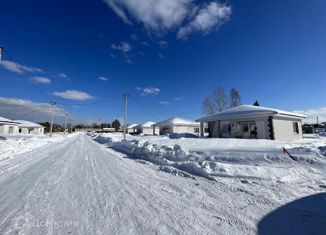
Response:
[137, 87, 161, 96]
[177, 2, 231, 39]
[104, 0, 190, 31]
[0, 97, 66, 122]
[98, 76, 109, 81]
[30, 76, 51, 84]
[111, 41, 131, 54]
[0, 60, 43, 74]
[57, 73, 68, 78]
[159, 101, 170, 106]
[294, 107, 326, 124]
[53, 90, 94, 101]
[174, 97, 183, 101]
[103, 0, 231, 38]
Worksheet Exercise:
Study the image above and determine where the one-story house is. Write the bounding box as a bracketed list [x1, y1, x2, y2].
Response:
[135, 121, 159, 135]
[15, 120, 45, 134]
[153, 117, 201, 136]
[197, 105, 306, 140]
[127, 124, 138, 134]
[0, 117, 19, 134]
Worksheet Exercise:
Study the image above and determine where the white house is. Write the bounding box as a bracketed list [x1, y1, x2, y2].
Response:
[135, 121, 159, 135]
[0, 117, 19, 134]
[127, 124, 138, 134]
[15, 120, 45, 134]
[153, 117, 201, 136]
[197, 105, 306, 140]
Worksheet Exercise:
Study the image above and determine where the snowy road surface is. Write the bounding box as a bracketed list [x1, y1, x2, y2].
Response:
[0, 134, 324, 234]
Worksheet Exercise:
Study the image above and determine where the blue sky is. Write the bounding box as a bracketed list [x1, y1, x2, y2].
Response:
[1, 0, 326, 124]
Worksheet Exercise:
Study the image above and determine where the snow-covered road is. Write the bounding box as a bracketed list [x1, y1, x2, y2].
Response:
[0, 133, 324, 234]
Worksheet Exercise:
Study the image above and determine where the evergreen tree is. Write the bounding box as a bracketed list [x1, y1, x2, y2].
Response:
[112, 119, 121, 131]
[253, 100, 260, 106]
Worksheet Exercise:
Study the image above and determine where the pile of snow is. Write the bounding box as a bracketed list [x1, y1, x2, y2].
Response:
[91, 133, 326, 183]
[0, 133, 77, 161]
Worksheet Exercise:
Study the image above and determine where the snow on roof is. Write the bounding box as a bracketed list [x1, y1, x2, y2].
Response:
[197, 105, 307, 122]
[0, 116, 18, 124]
[154, 117, 199, 126]
[127, 124, 138, 129]
[15, 120, 43, 128]
[138, 121, 156, 128]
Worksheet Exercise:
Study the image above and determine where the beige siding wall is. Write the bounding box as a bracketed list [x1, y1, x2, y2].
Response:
[273, 117, 303, 140]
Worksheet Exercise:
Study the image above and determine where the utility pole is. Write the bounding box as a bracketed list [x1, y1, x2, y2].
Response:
[317, 116, 319, 129]
[0, 47, 4, 61]
[123, 93, 128, 141]
[49, 102, 56, 137]
[64, 114, 67, 133]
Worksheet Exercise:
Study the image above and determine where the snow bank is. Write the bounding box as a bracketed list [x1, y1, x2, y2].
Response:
[92, 133, 326, 183]
[0, 133, 77, 161]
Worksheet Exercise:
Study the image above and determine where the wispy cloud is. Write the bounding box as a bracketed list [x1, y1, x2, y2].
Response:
[177, 2, 232, 39]
[158, 53, 164, 59]
[111, 41, 131, 54]
[294, 107, 326, 124]
[159, 101, 170, 106]
[0, 60, 43, 74]
[53, 90, 94, 101]
[137, 87, 161, 96]
[159, 41, 168, 48]
[98, 76, 109, 81]
[57, 73, 68, 78]
[174, 97, 183, 101]
[29, 76, 51, 84]
[103, 0, 231, 38]
[0, 97, 66, 122]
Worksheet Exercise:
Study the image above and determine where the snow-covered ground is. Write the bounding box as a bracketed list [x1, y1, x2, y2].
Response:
[0, 132, 325, 234]
[0, 133, 76, 162]
[92, 133, 326, 184]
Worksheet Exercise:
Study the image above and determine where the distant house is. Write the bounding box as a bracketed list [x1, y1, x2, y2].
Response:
[127, 124, 138, 134]
[15, 120, 45, 134]
[197, 105, 306, 140]
[102, 127, 115, 133]
[135, 122, 159, 135]
[153, 117, 201, 136]
[0, 117, 19, 134]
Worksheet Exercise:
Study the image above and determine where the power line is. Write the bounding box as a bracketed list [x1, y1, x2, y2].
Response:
[57, 95, 123, 106]
[129, 95, 169, 120]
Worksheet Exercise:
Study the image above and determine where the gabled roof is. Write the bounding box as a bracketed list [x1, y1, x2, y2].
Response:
[127, 124, 138, 129]
[137, 121, 156, 128]
[154, 117, 199, 126]
[197, 105, 306, 122]
[15, 120, 43, 128]
[0, 116, 18, 124]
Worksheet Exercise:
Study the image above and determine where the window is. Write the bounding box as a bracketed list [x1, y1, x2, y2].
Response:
[194, 128, 199, 133]
[204, 127, 209, 133]
[293, 122, 299, 134]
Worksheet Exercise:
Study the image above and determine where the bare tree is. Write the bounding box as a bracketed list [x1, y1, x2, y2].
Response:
[202, 96, 217, 115]
[214, 87, 228, 112]
[229, 88, 241, 108]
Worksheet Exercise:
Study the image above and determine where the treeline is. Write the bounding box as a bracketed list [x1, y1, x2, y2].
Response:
[202, 86, 260, 115]
[75, 119, 122, 131]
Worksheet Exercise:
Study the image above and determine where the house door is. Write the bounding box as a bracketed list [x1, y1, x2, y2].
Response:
[9, 126, 14, 134]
